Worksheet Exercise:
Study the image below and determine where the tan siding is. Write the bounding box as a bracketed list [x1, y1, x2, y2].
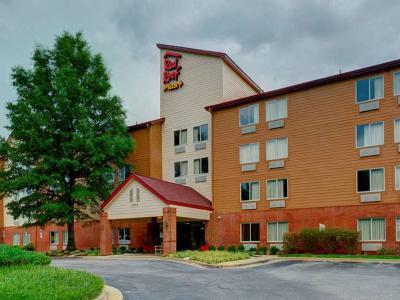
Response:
[125, 128, 151, 176]
[149, 123, 163, 179]
[213, 70, 400, 214]
[0, 159, 3, 228]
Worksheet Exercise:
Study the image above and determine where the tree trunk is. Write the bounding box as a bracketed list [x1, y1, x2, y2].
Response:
[66, 221, 76, 251]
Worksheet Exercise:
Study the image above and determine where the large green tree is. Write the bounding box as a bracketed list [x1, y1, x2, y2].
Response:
[0, 32, 133, 250]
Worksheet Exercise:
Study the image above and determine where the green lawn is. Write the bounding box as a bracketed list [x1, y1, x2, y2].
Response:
[0, 265, 104, 300]
[280, 253, 400, 259]
[170, 250, 250, 264]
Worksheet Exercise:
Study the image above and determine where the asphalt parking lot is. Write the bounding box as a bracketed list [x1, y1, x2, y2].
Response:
[53, 258, 400, 300]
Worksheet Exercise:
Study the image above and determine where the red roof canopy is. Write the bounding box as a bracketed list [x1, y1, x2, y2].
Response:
[101, 174, 212, 211]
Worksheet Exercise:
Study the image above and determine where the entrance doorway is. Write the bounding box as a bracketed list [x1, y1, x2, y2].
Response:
[177, 221, 205, 251]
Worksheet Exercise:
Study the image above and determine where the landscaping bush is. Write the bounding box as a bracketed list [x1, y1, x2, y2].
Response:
[228, 245, 236, 252]
[237, 245, 245, 252]
[283, 228, 359, 254]
[25, 243, 35, 251]
[208, 245, 216, 251]
[170, 250, 250, 264]
[377, 247, 398, 256]
[0, 245, 51, 266]
[270, 246, 280, 255]
[136, 247, 143, 253]
[258, 246, 268, 255]
[217, 246, 225, 251]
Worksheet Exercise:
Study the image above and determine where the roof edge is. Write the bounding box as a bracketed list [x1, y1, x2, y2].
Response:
[205, 58, 400, 112]
[156, 43, 263, 93]
[127, 118, 165, 132]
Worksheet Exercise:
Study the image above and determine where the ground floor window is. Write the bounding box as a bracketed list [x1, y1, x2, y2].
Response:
[241, 223, 260, 242]
[397, 218, 400, 241]
[62, 231, 68, 245]
[358, 218, 385, 241]
[50, 231, 59, 246]
[23, 231, 30, 245]
[268, 222, 289, 242]
[12, 233, 20, 245]
[118, 228, 131, 244]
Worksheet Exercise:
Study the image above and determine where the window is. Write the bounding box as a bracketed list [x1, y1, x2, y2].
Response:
[358, 218, 385, 241]
[396, 166, 400, 191]
[50, 231, 59, 246]
[266, 137, 288, 161]
[395, 119, 400, 143]
[394, 72, 400, 96]
[62, 231, 68, 245]
[239, 104, 259, 127]
[268, 222, 289, 242]
[356, 76, 384, 103]
[241, 223, 260, 242]
[267, 179, 288, 199]
[174, 161, 188, 178]
[12, 233, 20, 246]
[240, 143, 259, 164]
[174, 129, 187, 146]
[357, 168, 384, 192]
[266, 98, 287, 121]
[23, 232, 30, 246]
[194, 157, 208, 175]
[118, 228, 131, 244]
[397, 218, 400, 241]
[104, 171, 115, 184]
[193, 124, 208, 142]
[240, 182, 260, 201]
[356, 122, 384, 148]
[119, 164, 131, 182]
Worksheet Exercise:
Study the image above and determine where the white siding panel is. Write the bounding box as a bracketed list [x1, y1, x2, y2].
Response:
[4, 196, 23, 227]
[222, 62, 258, 100]
[172, 205, 211, 220]
[105, 181, 166, 220]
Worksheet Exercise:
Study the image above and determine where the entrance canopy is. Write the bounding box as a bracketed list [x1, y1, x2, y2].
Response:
[101, 174, 212, 221]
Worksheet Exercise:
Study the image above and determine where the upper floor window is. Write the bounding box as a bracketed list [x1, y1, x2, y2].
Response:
[395, 119, 400, 143]
[356, 75, 384, 103]
[240, 143, 259, 164]
[358, 218, 385, 241]
[174, 161, 188, 178]
[394, 72, 400, 96]
[193, 124, 208, 142]
[356, 121, 384, 148]
[266, 137, 288, 161]
[268, 222, 289, 242]
[194, 157, 208, 174]
[267, 178, 288, 200]
[239, 104, 259, 127]
[174, 129, 187, 146]
[240, 181, 260, 201]
[395, 166, 400, 191]
[104, 171, 115, 184]
[357, 168, 384, 193]
[266, 98, 287, 121]
[119, 164, 131, 182]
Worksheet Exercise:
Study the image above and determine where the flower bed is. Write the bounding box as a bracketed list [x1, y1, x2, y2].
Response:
[170, 250, 250, 264]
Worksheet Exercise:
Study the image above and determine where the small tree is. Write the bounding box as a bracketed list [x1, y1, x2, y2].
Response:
[0, 32, 133, 250]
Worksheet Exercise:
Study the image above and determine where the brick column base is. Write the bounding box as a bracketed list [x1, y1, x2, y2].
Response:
[100, 212, 113, 256]
[162, 207, 176, 256]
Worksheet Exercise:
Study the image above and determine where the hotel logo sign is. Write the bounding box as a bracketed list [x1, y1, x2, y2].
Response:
[163, 51, 183, 92]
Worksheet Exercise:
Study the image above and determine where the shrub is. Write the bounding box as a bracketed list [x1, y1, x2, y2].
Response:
[170, 250, 250, 264]
[228, 245, 236, 252]
[270, 246, 280, 255]
[336, 229, 359, 254]
[377, 247, 397, 256]
[208, 245, 216, 251]
[258, 246, 268, 255]
[120, 246, 127, 253]
[136, 247, 143, 253]
[283, 232, 302, 253]
[25, 243, 35, 251]
[237, 245, 245, 252]
[320, 228, 339, 254]
[299, 228, 321, 253]
[0, 245, 51, 266]
[217, 246, 225, 251]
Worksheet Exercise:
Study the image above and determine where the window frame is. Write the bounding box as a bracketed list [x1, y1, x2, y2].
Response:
[265, 98, 288, 122]
[49, 231, 59, 246]
[119, 164, 132, 182]
[239, 104, 259, 127]
[355, 121, 384, 149]
[396, 166, 400, 191]
[396, 217, 400, 242]
[62, 231, 68, 245]
[355, 75, 384, 103]
[267, 221, 289, 242]
[193, 124, 208, 143]
[394, 71, 400, 96]
[194, 157, 209, 175]
[240, 181, 260, 202]
[266, 137, 288, 161]
[357, 218, 386, 242]
[239, 142, 260, 165]
[356, 168, 385, 193]
[394, 119, 400, 144]
[23, 231, 30, 246]
[174, 129, 188, 147]
[174, 160, 188, 178]
[118, 227, 131, 244]
[12, 233, 20, 246]
[266, 178, 289, 200]
[240, 223, 260, 243]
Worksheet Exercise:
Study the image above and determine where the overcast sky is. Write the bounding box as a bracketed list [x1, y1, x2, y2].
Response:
[1, 0, 400, 137]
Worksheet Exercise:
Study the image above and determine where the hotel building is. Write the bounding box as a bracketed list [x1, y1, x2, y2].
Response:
[1, 44, 400, 254]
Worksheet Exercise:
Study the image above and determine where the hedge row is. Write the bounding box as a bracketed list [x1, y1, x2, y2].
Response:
[0, 244, 51, 266]
[283, 228, 360, 254]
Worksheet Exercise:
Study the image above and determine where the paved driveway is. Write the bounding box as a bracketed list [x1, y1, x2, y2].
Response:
[52, 258, 400, 300]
